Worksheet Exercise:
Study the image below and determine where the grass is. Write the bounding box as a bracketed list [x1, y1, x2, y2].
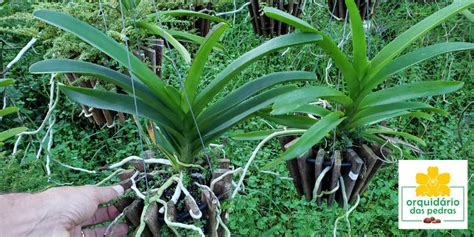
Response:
[0, 0, 472, 236]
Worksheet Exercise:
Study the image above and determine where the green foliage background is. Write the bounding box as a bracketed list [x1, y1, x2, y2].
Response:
[0, 0, 472, 236]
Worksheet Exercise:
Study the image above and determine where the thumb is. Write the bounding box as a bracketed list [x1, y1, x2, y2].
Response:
[94, 185, 124, 204]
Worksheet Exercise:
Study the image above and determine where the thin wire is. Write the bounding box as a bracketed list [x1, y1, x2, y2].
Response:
[150, 0, 213, 171]
[98, 0, 108, 32]
[118, 0, 150, 193]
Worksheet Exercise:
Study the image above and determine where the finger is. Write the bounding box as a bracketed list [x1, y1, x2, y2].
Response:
[94, 185, 124, 204]
[71, 226, 81, 237]
[82, 223, 128, 237]
[82, 205, 121, 226]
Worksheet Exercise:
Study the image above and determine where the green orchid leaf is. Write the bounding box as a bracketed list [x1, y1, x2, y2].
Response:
[0, 127, 27, 143]
[263, 7, 358, 97]
[369, 1, 473, 76]
[271, 86, 352, 115]
[0, 78, 14, 87]
[194, 32, 322, 114]
[359, 81, 463, 109]
[58, 84, 179, 132]
[264, 112, 345, 169]
[0, 107, 19, 117]
[366, 127, 426, 147]
[32, 10, 171, 107]
[199, 71, 317, 123]
[365, 42, 474, 91]
[137, 21, 191, 65]
[345, 0, 368, 76]
[184, 23, 228, 105]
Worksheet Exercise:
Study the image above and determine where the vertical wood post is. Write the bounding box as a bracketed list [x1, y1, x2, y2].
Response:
[297, 149, 314, 200]
[313, 148, 325, 205]
[328, 150, 341, 206]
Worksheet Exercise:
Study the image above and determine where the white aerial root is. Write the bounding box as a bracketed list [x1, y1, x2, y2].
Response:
[195, 182, 231, 237]
[13, 74, 60, 156]
[107, 156, 171, 169]
[54, 159, 96, 174]
[232, 129, 306, 198]
[104, 212, 124, 237]
[177, 172, 202, 219]
[96, 168, 125, 186]
[130, 171, 145, 200]
[333, 177, 360, 237]
[259, 170, 293, 181]
[312, 166, 332, 201]
[1, 38, 37, 75]
[210, 168, 242, 191]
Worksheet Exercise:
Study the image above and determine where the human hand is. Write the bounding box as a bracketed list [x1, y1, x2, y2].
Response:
[0, 185, 128, 237]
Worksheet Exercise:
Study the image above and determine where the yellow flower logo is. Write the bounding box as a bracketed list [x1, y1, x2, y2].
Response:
[416, 166, 450, 197]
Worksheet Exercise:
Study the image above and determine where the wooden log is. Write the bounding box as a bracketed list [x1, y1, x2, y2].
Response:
[256, 1, 267, 36]
[202, 189, 218, 237]
[268, 0, 275, 36]
[102, 109, 114, 127]
[282, 138, 304, 196]
[219, 159, 230, 169]
[249, 0, 261, 34]
[297, 149, 314, 200]
[218, 211, 229, 237]
[356, 144, 391, 195]
[114, 197, 134, 212]
[166, 201, 177, 222]
[124, 199, 144, 227]
[184, 196, 201, 219]
[119, 170, 135, 181]
[277, 0, 284, 35]
[313, 148, 325, 205]
[342, 149, 363, 200]
[211, 169, 226, 197]
[349, 144, 379, 203]
[145, 202, 161, 237]
[328, 150, 341, 207]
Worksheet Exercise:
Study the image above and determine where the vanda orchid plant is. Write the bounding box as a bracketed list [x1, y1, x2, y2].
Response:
[259, 0, 474, 168]
[29, 10, 322, 170]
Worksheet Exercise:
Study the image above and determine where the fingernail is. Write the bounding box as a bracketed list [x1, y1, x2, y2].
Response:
[112, 185, 124, 196]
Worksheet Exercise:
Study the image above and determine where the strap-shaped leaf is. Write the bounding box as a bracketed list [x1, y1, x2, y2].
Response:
[365, 42, 474, 92]
[58, 84, 180, 132]
[345, 0, 368, 76]
[272, 86, 352, 115]
[359, 81, 463, 109]
[29, 59, 182, 121]
[199, 71, 317, 122]
[369, 1, 473, 76]
[292, 104, 331, 117]
[184, 23, 228, 105]
[194, 32, 322, 114]
[366, 127, 426, 146]
[263, 7, 358, 96]
[352, 102, 436, 122]
[151, 10, 227, 23]
[198, 86, 298, 146]
[0, 107, 19, 117]
[264, 112, 345, 169]
[0, 127, 27, 143]
[166, 29, 223, 49]
[33, 10, 171, 107]
[348, 102, 440, 129]
[401, 112, 434, 121]
[0, 78, 14, 87]
[137, 21, 191, 65]
[348, 111, 410, 129]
